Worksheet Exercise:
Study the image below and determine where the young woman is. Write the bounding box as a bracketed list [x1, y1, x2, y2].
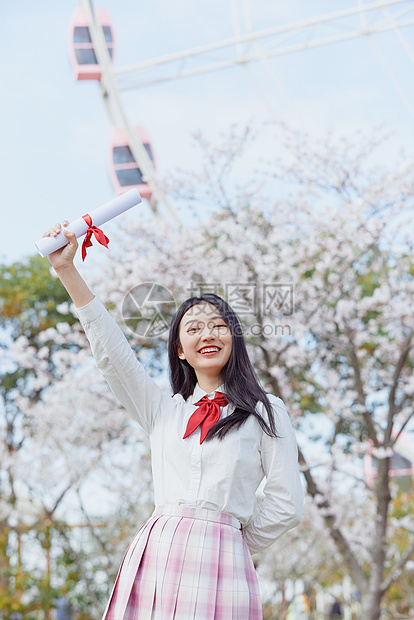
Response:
[44, 222, 304, 620]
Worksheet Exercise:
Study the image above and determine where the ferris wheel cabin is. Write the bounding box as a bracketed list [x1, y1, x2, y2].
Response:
[109, 127, 156, 200]
[69, 7, 115, 81]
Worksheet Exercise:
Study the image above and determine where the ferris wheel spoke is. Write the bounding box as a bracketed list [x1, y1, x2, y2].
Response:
[77, 0, 181, 227]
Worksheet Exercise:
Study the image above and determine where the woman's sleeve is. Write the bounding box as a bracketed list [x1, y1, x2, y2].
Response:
[76, 296, 167, 434]
[242, 395, 304, 555]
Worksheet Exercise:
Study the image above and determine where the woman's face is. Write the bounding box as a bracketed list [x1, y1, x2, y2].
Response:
[177, 302, 232, 384]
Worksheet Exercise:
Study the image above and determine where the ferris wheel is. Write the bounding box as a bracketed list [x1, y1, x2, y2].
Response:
[68, 0, 414, 225]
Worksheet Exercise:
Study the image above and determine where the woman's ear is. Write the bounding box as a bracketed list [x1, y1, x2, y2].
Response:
[177, 344, 186, 360]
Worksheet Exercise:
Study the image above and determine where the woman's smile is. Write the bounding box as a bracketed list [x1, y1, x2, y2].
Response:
[198, 345, 222, 356]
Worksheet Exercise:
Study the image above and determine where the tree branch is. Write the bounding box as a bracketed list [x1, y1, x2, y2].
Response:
[347, 333, 379, 446]
[381, 537, 414, 593]
[52, 519, 104, 612]
[386, 330, 413, 442]
[391, 409, 414, 447]
[76, 488, 111, 558]
[297, 446, 368, 591]
[258, 344, 283, 397]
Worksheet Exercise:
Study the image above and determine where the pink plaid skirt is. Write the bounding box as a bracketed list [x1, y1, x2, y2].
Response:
[103, 504, 262, 620]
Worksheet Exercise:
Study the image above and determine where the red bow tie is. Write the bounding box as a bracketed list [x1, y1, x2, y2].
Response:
[183, 392, 228, 444]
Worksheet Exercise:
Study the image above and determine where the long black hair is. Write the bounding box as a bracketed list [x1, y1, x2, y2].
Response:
[168, 293, 278, 441]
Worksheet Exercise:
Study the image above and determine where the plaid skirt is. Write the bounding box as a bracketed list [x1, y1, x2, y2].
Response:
[103, 504, 262, 620]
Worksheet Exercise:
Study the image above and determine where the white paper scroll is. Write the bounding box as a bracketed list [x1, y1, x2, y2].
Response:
[35, 189, 142, 258]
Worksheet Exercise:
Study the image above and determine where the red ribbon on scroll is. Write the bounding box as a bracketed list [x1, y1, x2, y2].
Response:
[81, 214, 110, 261]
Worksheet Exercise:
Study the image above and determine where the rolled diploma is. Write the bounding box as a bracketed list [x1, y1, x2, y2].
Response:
[35, 189, 142, 258]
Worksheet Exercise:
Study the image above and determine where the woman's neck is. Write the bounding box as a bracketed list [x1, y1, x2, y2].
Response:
[196, 374, 222, 394]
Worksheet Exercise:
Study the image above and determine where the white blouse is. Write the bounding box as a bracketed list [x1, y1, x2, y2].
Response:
[76, 296, 304, 555]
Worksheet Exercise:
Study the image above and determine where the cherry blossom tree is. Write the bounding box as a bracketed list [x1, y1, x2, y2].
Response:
[88, 124, 414, 619]
[0, 255, 82, 615]
[4, 124, 414, 618]
[0, 257, 154, 617]
[256, 497, 341, 619]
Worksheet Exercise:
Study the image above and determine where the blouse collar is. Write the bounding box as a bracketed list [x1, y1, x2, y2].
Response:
[190, 383, 226, 405]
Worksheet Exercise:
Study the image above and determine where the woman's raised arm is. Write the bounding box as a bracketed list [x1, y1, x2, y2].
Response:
[43, 221, 166, 434]
[44, 222, 94, 308]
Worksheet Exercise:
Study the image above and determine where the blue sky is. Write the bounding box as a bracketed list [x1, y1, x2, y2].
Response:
[2, 0, 414, 264]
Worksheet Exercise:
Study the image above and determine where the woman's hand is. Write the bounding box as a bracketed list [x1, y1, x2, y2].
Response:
[43, 221, 78, 272]
[42, 221, 94, 308]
